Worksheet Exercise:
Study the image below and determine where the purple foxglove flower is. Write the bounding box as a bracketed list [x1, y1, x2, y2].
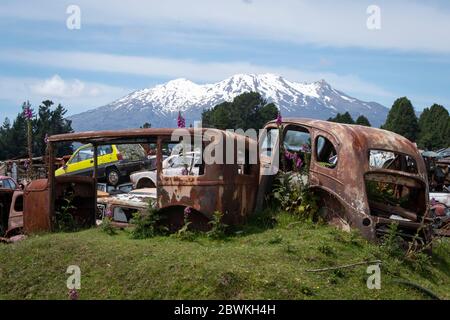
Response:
[184, 206, 192, 215]
[284, 150, 292, 160]
[431, 198, 436, 206]
[276, 112, 282, 126]
[22, 101, 33, 120]
[68, 288, 79, 300]
[105, 209, 113, 218]
[44, 133, 49, 144]
[296, 157, 303, 169]
[177, 111, 186, 128]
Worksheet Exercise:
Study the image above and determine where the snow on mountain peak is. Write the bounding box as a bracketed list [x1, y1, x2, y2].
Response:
[69, 73, 389, 131]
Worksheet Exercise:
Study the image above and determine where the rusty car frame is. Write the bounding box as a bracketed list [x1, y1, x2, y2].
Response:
[24, 128, 259, 233]
[257, 118, 434, 243]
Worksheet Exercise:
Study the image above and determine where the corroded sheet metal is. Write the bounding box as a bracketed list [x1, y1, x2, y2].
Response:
[23, 179, 51, 233]
[157, 131, 259, 227]
[23, 176, 96, 233]
[264, 118, 431, 242]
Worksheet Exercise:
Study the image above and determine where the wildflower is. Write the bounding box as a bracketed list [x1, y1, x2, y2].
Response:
[431, 198, 436, 206]
[276, 112, 283, 126]
[105, 209, 113, 219]
[285, 150, 293, 160]
[22, 101, 33, 120]
[177, 111, 186, 128]
[296, 157, 303, 169]
[68, 288, 79, 300]
[184, 206, 192, 217]
[44, 133, 49, 144]
[181, 167, 189, 175]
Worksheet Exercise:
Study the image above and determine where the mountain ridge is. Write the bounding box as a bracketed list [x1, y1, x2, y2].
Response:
[69, 73, 389, 131]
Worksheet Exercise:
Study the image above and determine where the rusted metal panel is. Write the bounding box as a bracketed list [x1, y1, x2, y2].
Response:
[24, 179, 51, 233]
[23, 176, 96, 234]
[156, 131, 259, 227]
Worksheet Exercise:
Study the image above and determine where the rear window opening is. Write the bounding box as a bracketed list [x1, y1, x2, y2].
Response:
[14, 194, 23, 212]
[369, 150, 418, 174]
[316, 136, 337, 168]
[365, 173, 426, 222]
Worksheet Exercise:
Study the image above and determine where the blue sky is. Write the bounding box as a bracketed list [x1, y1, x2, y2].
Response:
[1, 0, 450, 121]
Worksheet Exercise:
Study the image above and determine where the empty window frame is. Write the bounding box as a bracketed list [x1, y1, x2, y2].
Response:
[369, 150, 418, 174]
[315, 136, 338, 168]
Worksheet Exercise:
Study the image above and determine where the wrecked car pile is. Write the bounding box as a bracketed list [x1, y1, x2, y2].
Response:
[1, 119, 448, 246]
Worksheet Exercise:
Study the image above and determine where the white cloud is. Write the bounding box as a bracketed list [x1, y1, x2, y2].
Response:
[1, 0, 450, 53]
[31, 75, 86, 98]
[0, 50, 394, 101]
[0, 75, 131, 116]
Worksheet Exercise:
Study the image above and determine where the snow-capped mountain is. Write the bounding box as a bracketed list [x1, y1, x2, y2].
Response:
[69, 73, 388, 131]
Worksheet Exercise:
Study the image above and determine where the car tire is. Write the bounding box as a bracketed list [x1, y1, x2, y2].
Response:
[106, 167, 120, 186]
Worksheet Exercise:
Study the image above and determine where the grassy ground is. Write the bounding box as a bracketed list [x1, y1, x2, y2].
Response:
[0, 212, 449, 300]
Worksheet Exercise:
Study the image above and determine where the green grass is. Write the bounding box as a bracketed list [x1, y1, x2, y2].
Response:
[0, 212, 449, 300]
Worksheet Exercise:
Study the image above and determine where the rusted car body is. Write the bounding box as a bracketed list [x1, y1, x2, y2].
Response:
[22, 176, 95, 233]
[257, 118, 433, 243]
[21, 121, 435, 243]
[0, 190, 23, 236]
[423, 155, 450, 192]
[34, 128, 258, 232]
[0, 176, 23, 237]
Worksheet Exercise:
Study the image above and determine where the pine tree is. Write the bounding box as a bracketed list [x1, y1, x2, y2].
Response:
[202, 92, 278, 131]
[417, 104, 450, 150]
[0, 100, 73, 160]
[381, 97, 419, 142]
[355, 115, 371, 127]
[327, 112, 355, 124]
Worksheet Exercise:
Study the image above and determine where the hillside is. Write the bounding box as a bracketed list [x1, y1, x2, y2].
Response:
[1, 212, 448, 300]
[68, 74, 389, 131]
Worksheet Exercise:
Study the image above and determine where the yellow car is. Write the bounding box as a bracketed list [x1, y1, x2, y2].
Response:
[56, 144, 148, 186]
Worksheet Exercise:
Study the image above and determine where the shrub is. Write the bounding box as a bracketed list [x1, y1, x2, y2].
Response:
[101, 209, 117, 236]
[175, 207, 196, 241]
[207, 211, 228, 239]
[130, 200, 167, 239]
[272, 172, 319, 221]
[54, 191, 77, 232]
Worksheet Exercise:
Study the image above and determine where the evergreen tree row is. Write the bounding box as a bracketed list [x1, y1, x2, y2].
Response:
[381, 97, 450, 150]
[0, 100, 73, 160]
[327, 98, 449, 150]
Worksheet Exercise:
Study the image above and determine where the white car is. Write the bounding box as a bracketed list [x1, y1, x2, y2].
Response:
[130, 152, 201, 189]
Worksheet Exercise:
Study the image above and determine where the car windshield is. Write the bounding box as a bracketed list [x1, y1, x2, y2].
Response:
[69, 145, 94, 164]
